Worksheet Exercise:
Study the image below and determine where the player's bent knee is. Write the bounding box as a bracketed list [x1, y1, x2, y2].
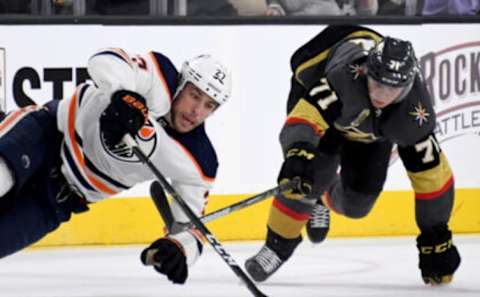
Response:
[342, 206, 370, 219]
[340, 191, 377, 219]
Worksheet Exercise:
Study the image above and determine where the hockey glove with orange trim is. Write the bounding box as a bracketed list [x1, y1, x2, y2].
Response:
[417, 225, 461, 285]
[278, 142, 316, 200]
[141, 237, 188, 284]
[100, 90, 148, 147]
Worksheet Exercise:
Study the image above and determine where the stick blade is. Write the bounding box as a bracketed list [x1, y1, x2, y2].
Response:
[150, 181, 174, 232]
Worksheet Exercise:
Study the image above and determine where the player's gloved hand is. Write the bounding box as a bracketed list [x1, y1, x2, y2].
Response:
[141, 237, 188, 284]
[417, 225, 461, 285]
[278, 142, 317, 199]
[100, 90, 148, 147]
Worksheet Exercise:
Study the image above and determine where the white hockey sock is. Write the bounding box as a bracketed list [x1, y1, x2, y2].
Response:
[0, 156, 14, 197]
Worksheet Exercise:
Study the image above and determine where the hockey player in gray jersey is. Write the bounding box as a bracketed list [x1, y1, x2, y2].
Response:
[245, 25, 460, 285]
[0, 48, 231, 285]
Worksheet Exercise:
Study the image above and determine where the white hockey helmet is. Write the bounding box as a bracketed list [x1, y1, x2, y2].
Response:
[177, 54, 232, 105]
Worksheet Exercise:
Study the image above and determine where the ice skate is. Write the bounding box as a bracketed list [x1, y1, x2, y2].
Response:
[306, 200, 330, 243]
[245, 228, 301, 282]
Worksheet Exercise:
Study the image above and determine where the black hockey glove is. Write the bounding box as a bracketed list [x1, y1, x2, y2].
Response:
[100, 90, 148, 147]
[417, 225, 461, 285]
[278, 142, 317, 199]
[141, 238, 188, 284]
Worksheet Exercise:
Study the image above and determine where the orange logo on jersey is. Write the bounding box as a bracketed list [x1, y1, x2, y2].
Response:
[103, 119, 157, 163]
[139, 125, 155, 140]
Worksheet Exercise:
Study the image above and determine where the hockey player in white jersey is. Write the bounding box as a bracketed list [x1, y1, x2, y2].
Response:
[0, 48, 231, 285]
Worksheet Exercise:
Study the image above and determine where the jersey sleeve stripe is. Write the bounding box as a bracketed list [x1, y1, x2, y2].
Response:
[77, 84, 90, 106]
[286, 98, 330, 134]
[65, 92, 117, 196]
[268, 197, 310, 238]
[0, 105, 40, 138]
[272, 197, 311, 221]
[415, 176, 454, 200]
[84, 156, 129, 190]
[92, 48, 133, 68]
[294, 29, 381, 87]
[73, 131, 128, 190]
[171, 138, 215, 183]
[188, 229, 206, 243]
[285, 117, 326, 135]
[295, 49, 330, 86]
[148, 52, 173, 104]
[407, 152, 453, 197]
[346, 30, 383, 43]
[62, 143, 96, 191]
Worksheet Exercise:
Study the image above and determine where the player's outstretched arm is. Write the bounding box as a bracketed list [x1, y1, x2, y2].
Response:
[141, 230, 201, 284]
[398, 133, 460, 285]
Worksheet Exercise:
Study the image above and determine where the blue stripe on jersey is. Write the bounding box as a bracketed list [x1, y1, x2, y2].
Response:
[151, 52, 178, 97]
[74, 130, 128, 190]
[93, 51, 130, 65]
[77, 84, 90, 106]
[164, 122, 218, 179]
[75, 131, 83, 146]
[85, 156, 129, 190]
[63, 143, 96, 191]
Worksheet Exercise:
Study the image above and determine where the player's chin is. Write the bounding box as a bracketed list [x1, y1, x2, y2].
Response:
[371, 99, 388, 109]
[177, 120, 197, 133]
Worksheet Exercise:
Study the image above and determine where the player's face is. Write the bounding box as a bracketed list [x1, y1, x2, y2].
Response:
[172, 82, 218, 133]
[367, 77, 404, 109]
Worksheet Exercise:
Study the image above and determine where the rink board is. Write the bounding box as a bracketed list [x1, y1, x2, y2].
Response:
[0, 23, 476, 247]
[33, 189, 480, 247]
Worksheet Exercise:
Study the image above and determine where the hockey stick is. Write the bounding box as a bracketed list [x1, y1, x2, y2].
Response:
[201, 180, 298, 223]
[124, 135, 268, 297]
[149, 181, 175, 232]
[150, 179, 299, 234]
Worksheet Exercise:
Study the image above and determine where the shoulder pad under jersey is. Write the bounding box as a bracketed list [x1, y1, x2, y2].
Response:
[380, 76, 436, 146]
[149, 51, 179, 97]
[291, 25, 382, 89]
[162, 121, 218, 180]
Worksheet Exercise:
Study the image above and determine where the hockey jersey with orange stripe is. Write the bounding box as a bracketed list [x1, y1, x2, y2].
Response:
[55, 48, 217, 229]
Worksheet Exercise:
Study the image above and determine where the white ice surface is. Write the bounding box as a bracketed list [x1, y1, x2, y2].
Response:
[0, 235, 479, 297]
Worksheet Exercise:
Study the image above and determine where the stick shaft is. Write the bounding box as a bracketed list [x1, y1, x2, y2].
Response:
[201, 181, 295, 224]
[125, 135, 268, 297]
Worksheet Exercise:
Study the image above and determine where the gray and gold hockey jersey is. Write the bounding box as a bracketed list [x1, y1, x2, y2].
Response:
[283, 26, 454, 217]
